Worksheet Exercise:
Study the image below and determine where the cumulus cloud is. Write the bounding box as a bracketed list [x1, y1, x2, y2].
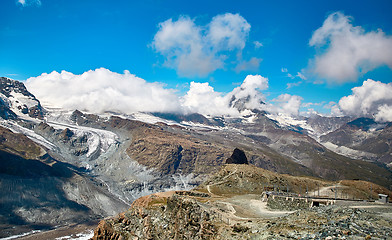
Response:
[375, 105, 392, 122]
[25, 68, 181, 114]
[181, 82, 237, 116]
[26, 68, 304, 118]
[269, 94, 303, 116]
[152, 13, 253, 77]
[309, 12, 392, 83]
[17, 0, 41, 7]
[338, 79, 392, 121]
[182, 75, 268, 116]
[182, 73, 303, 117]
[208, 13, 251, 51]
[229, 75, 268, 109]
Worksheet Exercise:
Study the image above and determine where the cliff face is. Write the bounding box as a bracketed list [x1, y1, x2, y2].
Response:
[126, 126, 230, 176]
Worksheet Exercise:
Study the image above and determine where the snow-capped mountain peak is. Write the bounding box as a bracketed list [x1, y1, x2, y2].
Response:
[0, 77, 45, 119]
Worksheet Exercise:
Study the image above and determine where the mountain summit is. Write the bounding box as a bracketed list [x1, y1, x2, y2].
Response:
[0, 77, 44, 119]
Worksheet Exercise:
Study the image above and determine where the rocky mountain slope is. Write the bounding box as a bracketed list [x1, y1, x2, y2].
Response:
[92, 164, 392, 240]
[0, 126, 128, 238]
[321, 117, 392, 167]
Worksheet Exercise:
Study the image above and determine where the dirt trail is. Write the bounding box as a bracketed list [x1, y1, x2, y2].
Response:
[206, 167, 238, 194]
[211, 194, 294, 221]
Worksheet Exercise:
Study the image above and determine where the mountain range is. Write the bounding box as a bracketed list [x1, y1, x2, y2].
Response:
[0, 77, 391, 238]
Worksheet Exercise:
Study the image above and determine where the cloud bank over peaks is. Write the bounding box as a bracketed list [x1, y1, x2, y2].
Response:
[309, 12, 392, 83]
[181, 82, 239, 116]
[25, 68, 181, 114]
[152, 13, 260, 77]
[269, 94, 303, 116]
[337, 79, 392, 122]
[182, 75, 303, 117]
[182, 75, 268, 116]
[26, 68, 304, 118]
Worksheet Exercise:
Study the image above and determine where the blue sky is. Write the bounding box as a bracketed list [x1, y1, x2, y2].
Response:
[1, 0, 392, 118]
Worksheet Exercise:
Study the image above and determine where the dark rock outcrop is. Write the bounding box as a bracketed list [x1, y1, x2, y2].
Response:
[226, 148, 248, 164]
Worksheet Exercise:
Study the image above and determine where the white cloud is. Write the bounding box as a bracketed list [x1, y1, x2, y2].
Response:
[287, 73, 295, 79]
[182, 75, 268, 116]
[269, 94, 303, 116]
[283, 69, 306, 89]
[181, 82, 238, 116]
[338, 79, 392, 121]
[25, 68, 181, 114]
[152, 13, 253, 77]
[375, 105, 392, 122]
[208, 13, 251, 51]
[229, 75, 268, 110]
[253, 41, 263, 49]
[309, 12, 392, 83]
[17, 0, 41, 7]
[26, 69, 305, 118]
[322, 101, 343, 117]
[296, 72, 307, 80]
[286, 81, 302, 89]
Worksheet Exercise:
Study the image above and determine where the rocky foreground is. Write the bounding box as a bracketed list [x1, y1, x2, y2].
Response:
[91, 164, 392, 240]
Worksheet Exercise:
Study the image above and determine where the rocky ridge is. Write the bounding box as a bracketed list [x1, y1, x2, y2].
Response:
[321, 117, 392, 167]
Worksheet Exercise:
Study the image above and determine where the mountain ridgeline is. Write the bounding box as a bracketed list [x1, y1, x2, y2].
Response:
[0, 77, 391, 238]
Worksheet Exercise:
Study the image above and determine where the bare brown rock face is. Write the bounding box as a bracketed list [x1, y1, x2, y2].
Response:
[126, 126, 231, 176]
[0, 126, 43, 160]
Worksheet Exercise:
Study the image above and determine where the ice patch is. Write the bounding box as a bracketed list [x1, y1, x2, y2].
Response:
[180, 121, 223, 131]
[0, 230, 42, 240]
[322, 141, 377, 160]
[54, 230, 94, 240]
[127, 112, 179, 125]
[46, 121, 119, 157]
[9, 91, 38, 109]
[266, 113, 320, 137]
